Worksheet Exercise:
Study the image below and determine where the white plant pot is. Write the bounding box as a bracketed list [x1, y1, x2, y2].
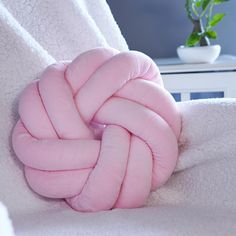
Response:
[177, 45, 221, 64]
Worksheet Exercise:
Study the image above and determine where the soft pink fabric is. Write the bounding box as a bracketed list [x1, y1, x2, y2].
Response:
[12, 48, 181, 212]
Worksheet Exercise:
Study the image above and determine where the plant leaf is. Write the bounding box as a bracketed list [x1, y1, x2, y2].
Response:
[209, 13, 225, 27]
[214, 0, 229, 4]
[185, 32, 201, 47]
[195, 0, 202, 7]
[205, 30, 218, 39]
[202, 0, 211, 10]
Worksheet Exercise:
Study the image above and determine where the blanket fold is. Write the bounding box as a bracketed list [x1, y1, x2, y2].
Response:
[0, 202, 15, 236]
[148, 99, 236, 211]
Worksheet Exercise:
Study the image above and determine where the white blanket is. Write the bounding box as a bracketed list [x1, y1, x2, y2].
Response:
[10, 99, 236, 236]
[0, 0, 128, 217]
[148, 99, 236, 211]
[0, 0, 236, 235]
[0, 202, 14, 236]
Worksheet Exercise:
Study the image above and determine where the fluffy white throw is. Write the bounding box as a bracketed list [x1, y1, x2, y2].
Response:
[148, 98, 236, 211]
[10, 99, 236, 236]
[0, 0, 128, 216]
[0, 0, 236, 235]
[0, 202, 14, 236]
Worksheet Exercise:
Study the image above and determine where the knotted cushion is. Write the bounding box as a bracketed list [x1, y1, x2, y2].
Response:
[12, 48, 181, 212]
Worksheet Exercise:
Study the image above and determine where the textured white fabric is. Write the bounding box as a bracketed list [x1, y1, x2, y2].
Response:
[148, 98, 236, 211]
[11, 99, 236, 236]
[12, 203, 236, 236]
[0, 0, 128, 216]
[0, 202, 15, 236]
[1, 0, 236, 235]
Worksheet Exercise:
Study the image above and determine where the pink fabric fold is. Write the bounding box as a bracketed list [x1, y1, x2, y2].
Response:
[12, 47, 181, 212]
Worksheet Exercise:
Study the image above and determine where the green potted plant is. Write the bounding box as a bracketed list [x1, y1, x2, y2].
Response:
[177, 0, 229, 64]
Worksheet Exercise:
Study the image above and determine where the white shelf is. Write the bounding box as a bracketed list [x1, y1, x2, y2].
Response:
[153, 55, 236, 101]
[154, 55, 236, 74]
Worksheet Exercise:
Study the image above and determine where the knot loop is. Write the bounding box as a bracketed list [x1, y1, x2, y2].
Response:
[12, 48, 181, 212]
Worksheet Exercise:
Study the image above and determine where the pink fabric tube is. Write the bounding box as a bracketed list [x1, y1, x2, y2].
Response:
[12, 48, 181, 212]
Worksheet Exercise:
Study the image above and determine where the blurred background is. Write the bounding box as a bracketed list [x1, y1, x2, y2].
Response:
[107, 0, 236, 58]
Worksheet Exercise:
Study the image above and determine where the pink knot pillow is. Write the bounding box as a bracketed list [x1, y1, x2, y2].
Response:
[12, 48, 181, 212]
